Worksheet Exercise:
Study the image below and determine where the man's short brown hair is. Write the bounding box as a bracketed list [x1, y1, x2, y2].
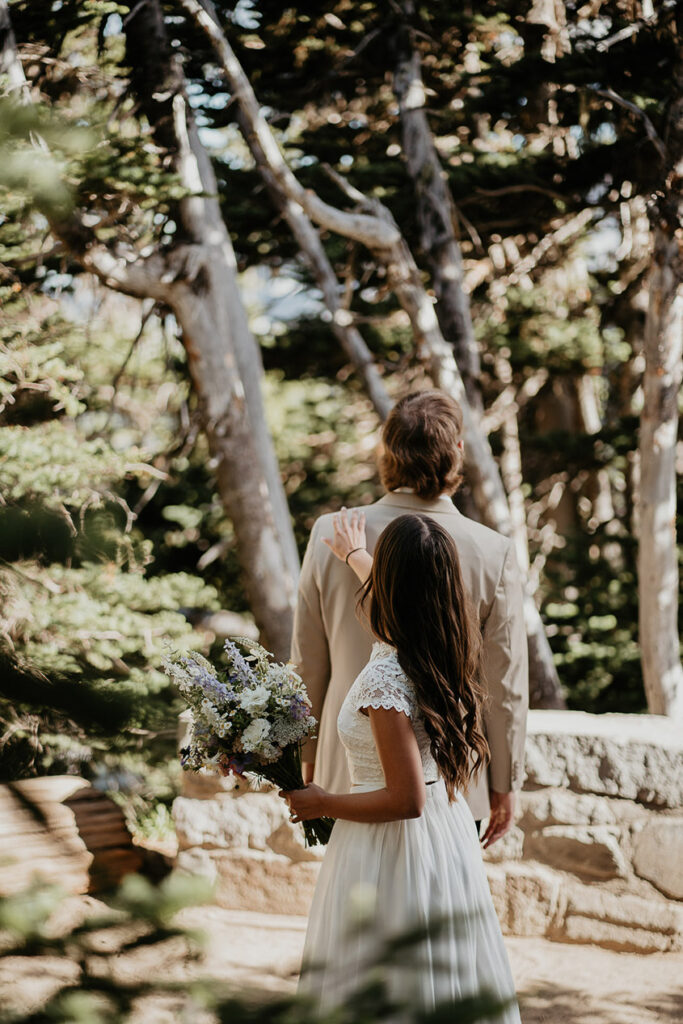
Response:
[380, 391, 464, 500]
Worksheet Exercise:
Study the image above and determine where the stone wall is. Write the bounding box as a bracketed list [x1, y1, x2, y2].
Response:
[173, 710, 683, 951]
[0, 777, 145, 895]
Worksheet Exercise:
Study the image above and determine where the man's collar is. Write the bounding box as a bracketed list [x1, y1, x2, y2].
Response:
[377, 491, 460, 515]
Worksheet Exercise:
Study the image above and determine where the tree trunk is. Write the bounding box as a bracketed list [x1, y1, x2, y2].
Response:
[390, 18, 564, 708]
[392, 38, 482, 408]
[575, 374, 615, 528]
[637, 227, 683, 718]
[3, 0, 300, 658]
[121, 0, 299, 658]
[0, 0, 30, 100]
[232, 111, 393, 421]
[180, 0, 566, 709]
[178, 0, 392, 421]
[171, 273, 297, 658]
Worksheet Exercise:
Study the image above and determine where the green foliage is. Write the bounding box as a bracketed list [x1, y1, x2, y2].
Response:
[265, 374, 383, 547]
[543, 530, 643, 714]
[0, 99, 94, 219]
[0, 288, 220, 785]
[4, 0, 682, 793]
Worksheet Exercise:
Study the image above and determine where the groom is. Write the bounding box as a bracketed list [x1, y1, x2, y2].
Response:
[291, 390, 528, 846]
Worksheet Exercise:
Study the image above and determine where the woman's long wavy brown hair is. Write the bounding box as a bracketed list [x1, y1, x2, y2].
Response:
[359, 514, 489, 800]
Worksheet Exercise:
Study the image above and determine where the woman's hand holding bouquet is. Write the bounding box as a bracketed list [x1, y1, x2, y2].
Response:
[163, 636, 334, 846]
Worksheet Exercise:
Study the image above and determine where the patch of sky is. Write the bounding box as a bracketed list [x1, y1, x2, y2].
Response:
[41, 270, 73, 297]
[497, 29, 522, 48]
[231, 1, 261, 30]
[512, 133, 525, 150]
[571, 16, 612, 50]
[242, 265, 324, 330]
[187, 82, 204, 104]
[582, 216, 621, 274]
[203, 93, 233, 111]
[593, 123, 617, 145]
[103, 14, 122, 37]
[340, 154, 353, 167]
[586, 180, 609, 203]
[197, 125, 249, 169]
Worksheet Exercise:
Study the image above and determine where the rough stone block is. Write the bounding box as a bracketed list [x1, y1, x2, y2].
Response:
[175, 846, 220, 884]
[179, 770, 240, 800]
[632, 818, 683, 899]
[524, 825, 628, 879]
[559, 884, 683, 953]
[564, 885, 683, 939]
[485, 863, 562, 937]
[518, 789, 645, 828]
[173, 792, 288, 852]
[524, 710, 683, 808]
[213, 851, 320, 916]
[561, 915, 677, 953]
[482, 826, 524, 864]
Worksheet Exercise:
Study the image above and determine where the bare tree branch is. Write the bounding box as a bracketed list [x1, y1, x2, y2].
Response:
[588, 86, 667, 163]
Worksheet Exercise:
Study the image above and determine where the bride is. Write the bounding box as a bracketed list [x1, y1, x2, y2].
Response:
[281, 509, 521, 1022]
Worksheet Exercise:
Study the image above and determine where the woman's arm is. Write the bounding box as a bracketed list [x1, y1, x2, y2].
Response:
[282, 706, 426, 824]
[322, 508, 372, 582]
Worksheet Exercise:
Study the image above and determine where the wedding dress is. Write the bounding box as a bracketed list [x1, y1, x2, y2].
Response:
[299, 641, 521, 1022]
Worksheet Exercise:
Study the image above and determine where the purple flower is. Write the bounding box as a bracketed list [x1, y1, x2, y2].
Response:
[179, 655, 231, 704]
[226, 753, 253, 776]
[289, 695, 310, 721]
[224, 640, 258, 686]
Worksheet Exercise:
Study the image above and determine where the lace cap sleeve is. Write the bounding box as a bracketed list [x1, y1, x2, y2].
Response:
[351, 657, 417, 719]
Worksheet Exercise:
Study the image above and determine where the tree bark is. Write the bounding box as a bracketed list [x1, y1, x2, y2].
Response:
[4, 0, 299, 658]
[230, 116, 392, 420]
[392, 37, 482, 408]
[180, 0, 566, 709]
[390, 19, 565, 708]
[123, 0, 299, 658]
[180, 0, 393, 421]
[637, 228, 683, 718]
[0, 0, 30, 101]
[637, 37, 683, 719]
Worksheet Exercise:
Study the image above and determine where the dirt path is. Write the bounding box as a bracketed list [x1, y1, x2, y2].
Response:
[3, 901, 682, 1022]
[177, 906, 683, 1024]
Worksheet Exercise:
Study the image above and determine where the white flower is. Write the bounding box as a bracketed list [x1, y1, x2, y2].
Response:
[238, 684, 270, 714]
[241, 718, 272, 752]
[270, 717, 307, 747]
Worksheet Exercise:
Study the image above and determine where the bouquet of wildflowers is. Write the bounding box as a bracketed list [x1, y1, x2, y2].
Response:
[163, 636, 334, 846]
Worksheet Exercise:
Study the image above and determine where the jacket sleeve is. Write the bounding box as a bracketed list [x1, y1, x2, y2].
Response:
[290, 518, 331, 763]
[480, 540, 529, 793]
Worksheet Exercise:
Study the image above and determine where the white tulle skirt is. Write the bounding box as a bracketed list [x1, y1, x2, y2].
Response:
[299, 780, 521, 1023]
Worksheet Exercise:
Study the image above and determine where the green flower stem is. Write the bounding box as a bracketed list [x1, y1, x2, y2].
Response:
[256, 744, 335, 847]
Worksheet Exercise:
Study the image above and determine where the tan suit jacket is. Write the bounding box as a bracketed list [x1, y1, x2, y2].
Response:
[290, 492, 528, 820]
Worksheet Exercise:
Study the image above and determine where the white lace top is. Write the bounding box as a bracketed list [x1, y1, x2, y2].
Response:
[337, 641, 439, 788]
